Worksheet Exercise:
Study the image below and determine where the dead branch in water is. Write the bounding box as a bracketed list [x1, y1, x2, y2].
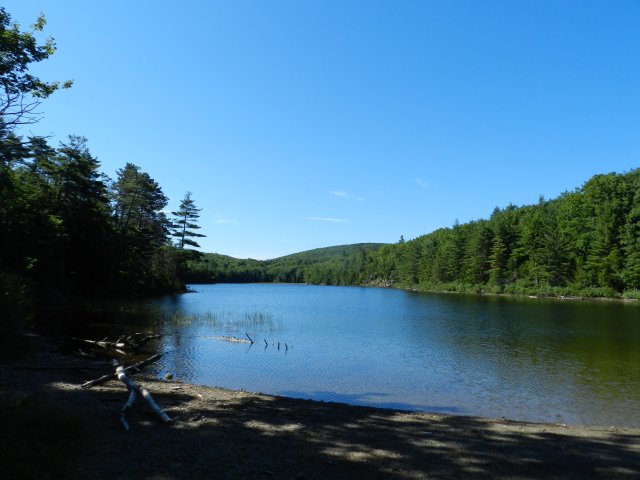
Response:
[214, 335, 252, 344]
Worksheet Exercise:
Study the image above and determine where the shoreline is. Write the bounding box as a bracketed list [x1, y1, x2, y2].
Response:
[2, 337, 639, 479]
[190, 281, 640, 304]
[369, 283, 640, 304]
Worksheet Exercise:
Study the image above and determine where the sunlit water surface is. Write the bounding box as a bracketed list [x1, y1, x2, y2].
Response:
[88, 284, 640, 426]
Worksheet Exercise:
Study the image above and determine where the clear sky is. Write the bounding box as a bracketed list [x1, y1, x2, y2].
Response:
[5, 1, 640, 259]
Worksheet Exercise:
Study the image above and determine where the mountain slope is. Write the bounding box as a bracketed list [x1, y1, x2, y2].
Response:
[183, 243, 387, 284]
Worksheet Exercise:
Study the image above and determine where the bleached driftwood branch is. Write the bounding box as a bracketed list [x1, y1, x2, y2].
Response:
[81, 353, 163, 389]
[113, 359, 172, 431]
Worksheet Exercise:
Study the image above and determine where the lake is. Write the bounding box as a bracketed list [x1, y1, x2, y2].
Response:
[90, 284, 640, 427]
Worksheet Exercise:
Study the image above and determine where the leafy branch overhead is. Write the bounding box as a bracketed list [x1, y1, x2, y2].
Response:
[0, 8, 73, 132]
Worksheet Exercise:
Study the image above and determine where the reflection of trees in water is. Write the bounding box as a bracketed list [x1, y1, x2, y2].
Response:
[400, 292, 640, 417]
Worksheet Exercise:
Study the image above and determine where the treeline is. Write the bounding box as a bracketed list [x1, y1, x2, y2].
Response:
[186, 169, 640, 299]
[1, 135, 192, 302]
[366, 169, 640, 298]
[0, 7, 202, 335]
[183, 244, 385, 285]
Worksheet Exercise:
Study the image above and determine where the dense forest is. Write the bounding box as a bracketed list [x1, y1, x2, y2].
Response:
[0, 9, 203, 335]
[363, 168, 640, 299]
[186, 168, 640, 300]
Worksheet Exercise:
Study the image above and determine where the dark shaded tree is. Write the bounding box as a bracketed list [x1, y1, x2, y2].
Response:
[110, 163, 175, 292]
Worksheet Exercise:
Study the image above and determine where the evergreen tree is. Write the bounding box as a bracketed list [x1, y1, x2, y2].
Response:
[462, 221, 493, 285]
[48, 136, 111, 293]
[621, 190, 640, 289]
[110, 163, 172, 292]
[172, 192, 205, 249]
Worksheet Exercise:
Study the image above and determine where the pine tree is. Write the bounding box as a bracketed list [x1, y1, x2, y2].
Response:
[110, 163, 171, 291]
[621, 193, 640, 290]
[172, 192, 205, 249]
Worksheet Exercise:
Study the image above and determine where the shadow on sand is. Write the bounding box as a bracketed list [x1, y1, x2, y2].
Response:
[2, 349, 639, 479]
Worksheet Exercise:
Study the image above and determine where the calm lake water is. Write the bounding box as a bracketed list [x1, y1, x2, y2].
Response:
[90, 284, 640, 426]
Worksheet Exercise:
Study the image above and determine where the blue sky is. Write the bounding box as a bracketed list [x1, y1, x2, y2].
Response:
[5, 1, 640, 259]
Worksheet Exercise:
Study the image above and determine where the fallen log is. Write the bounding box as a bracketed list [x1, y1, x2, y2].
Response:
[71, 337, 126, 349]
[214, 335, 252, 344]
[70, 332, 164, 353]
[81, 353, 163, 389]
[120, 332, 164, 351]
[113, 359, 172, 431]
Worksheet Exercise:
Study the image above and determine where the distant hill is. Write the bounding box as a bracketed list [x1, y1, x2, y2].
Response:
[268, 243, 387, 263]
[183, 243, 387, 284]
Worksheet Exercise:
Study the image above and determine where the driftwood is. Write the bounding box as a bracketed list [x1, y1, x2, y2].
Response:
[81, 353, 163, 389]
[71, 332, 163, 353]
[113, 359, 172, 431]
[72, 337, 126, 349]
[214, 335, 252, 344]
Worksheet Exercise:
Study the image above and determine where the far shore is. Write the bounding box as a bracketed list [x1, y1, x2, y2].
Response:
[362, 282, 640, 304]
[190, 281, 640, 305]
[2, 335, 639, 479]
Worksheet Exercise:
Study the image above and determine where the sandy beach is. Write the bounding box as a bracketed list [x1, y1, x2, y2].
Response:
[1, 336, 639, 480]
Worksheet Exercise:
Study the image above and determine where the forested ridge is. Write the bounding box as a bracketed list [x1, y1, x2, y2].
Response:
[184, 244, 386, 284]
[0, 8, 203, 336]
[186, 169, 640, 300]
[364, 168, 640, 298]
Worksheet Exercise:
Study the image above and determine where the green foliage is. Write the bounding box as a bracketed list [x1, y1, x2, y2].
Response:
[171, 191, 205, 249]
[183, 244, 387, 285]
[0, 8, 72, 132]
[110, 162, 179, 293]
[622, 290, 640, 301]
[0, 133, 185, 303]
[356, 169, 640, 298]
[185, 168, 640, 300]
